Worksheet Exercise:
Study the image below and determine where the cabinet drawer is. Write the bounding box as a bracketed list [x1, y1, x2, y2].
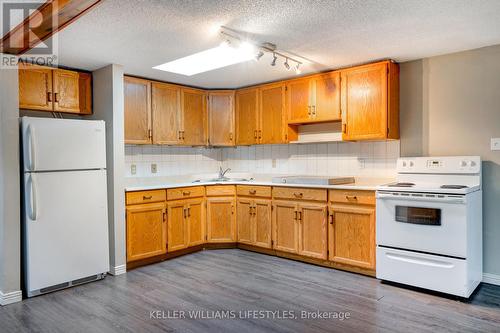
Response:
[167, 186, 205, 201]
[126, 190, 166, 205]
[206, 185, 236, 197]
[329, 190, 375, 205]
[273, 187, 327, 202]
[236, 185, 271, 198]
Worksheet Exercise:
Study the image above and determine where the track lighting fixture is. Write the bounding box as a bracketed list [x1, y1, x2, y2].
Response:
[271, 53, 277, 66]
[295, 63, 301, 74]
[284, 58, 290, 70]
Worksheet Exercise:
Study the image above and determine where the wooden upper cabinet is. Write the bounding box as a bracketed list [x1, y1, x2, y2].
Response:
[124, 76, 152, 144]
[259, 83, 286, 144]
[126, 202, 167, 262]
[19, 64, 92, 114]
[311, 72, 341, 121]
[328, 204, 376, 270]
[152, 82, 181, 145]
[341, 61, 399, 140]
[286, 78, 311, 123]
[208, 91, 235, 146]
[19, 64, 53, 111]
[235, 88, 259, 145]
[181, 88, 207, 146]
[53, 69, 80, 113]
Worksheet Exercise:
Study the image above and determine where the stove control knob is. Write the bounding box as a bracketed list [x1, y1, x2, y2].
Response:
[461, 161, 467, 167]
[470, 161, 477, 167]
[402, 161, 407, 167]
[409, 161, 414, 167]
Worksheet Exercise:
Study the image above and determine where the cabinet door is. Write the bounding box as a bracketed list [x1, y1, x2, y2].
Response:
[186, 199, 205, 247]
[152, 82, 181, 144]
[272, 201, 298, 253]
[254, 199, 272, 249]
[18, 64, 53, 111]
[329, 204, 376, 269]
[124, 76, 151, 144]
[181, 88, 207, 146]
[311, 72, 341, 121]
[235, 88, 259, 145]
[259, 83, 285, 144]
[167, 201, 188, 252]
[53, 69, 80, 113]
[126, 203, 166, 262]
[78, 72, 92, 115]
[208, 91, 234, 146]
[237, 198, 254, 245]
[286, 78, 311, 123]
[341, 62, 388, 140]
[298, 203, 327, 259]
[207, 197, 236, 242]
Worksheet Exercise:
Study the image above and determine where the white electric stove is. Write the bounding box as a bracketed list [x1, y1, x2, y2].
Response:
[376, 156, 482, 298]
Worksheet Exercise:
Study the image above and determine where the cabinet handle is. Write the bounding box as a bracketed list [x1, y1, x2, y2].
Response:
[312, 105, 316, 116]
[308, 106, 311, 116]
[163, 212, 167, 223]
[47, 92, 52, 102]
[298, 211, 302, 221]
[188, 207, 191, 217]
[293, 192, 303, 198]
[229, 132, 233, 141]
[329, 213, 334, 225]
[143, 195, 153, 200]
[178, 131, 182, 140]
[183, 208, 187, 219]
[148, 129, 152, 140]
[346, 195, 357, 201]
[254, 130, 258, 139]
[182, 191, 191, 196]
[258, 130, 262, 139]
[249, 189, 257, 195]
[54, 92, 59, 103]
[342, 124, 347, 133]
[294, 210, 298, 220]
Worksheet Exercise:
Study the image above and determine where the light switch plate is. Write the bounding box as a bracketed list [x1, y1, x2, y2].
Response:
[131, 164, 137, 175]
[151, 163, 157, 173]
[272, 159, 277, 168]
[491, 138, 500, 151]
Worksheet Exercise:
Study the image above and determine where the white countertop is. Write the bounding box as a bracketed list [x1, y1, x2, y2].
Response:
[124, 173, 393, 192]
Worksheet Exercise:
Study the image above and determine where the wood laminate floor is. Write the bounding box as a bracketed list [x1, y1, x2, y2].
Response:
[1, 249, 500, 333]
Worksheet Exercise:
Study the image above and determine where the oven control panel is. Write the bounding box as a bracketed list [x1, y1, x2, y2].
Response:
[397, 156, 481, 174]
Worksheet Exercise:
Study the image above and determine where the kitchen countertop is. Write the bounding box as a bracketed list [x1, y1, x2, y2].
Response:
[124, 174, 394, 192]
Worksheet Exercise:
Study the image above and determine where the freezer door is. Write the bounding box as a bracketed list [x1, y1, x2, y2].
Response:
[22, 117, 106, 172]
[24, 170, 110, 294]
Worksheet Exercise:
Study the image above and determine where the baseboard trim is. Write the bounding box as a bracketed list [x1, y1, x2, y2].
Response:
[0, 290, 22, 306]
[108, 264, 126, 276]
[483, 273, 500, 286]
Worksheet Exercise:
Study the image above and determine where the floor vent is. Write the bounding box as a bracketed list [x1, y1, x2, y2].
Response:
[72, 274, 101, 286]
[40, 282, 70, 294]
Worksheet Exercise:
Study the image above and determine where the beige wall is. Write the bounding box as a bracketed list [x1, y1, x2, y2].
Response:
[400, 44, 500, 276]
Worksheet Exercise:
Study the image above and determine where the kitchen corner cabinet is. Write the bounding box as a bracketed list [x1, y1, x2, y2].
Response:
[126, 202, 167, 262]
[341, 61, 399, 140]
[208, 91, 235, 146]
[286, 72, 341, 124]
[207, 191, 236, 243]
[328, 190, 376, 270]
[19, 63, 92, 115]
[235, 88, 259, 145]
[181, 88, 208, 146]
[152, 82, 182, 145]
[124, 76, 152, 144]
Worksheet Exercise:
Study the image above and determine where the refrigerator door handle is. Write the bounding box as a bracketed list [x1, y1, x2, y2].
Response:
[27, 174, 38, 221]
[27, 124, 36, 171]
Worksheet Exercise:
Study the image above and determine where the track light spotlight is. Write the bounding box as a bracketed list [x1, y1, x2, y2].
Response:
[271, 53, 277, 66]
[284, 58, 290, 70]
[295, 63, 301, 74]
[255, 51, 264, 60]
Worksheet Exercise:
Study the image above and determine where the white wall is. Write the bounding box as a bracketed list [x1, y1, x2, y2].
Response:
[124, 141, 400, 178]
[0, 60, 22, 305]
[91, 65, 126, 276]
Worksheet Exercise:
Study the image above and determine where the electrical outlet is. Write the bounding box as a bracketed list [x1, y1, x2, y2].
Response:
[131, 164, 137, 175]
[491, 138, 500, 151]
[151, 163, 157, 173]
[272, 159, 277, 168]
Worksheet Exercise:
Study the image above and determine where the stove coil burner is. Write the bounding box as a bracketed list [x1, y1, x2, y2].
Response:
[440, 185, 468, 189]
[388, 182, 415, 188]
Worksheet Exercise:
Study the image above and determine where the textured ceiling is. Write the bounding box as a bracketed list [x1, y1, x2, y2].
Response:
[54, 0, 500, 88]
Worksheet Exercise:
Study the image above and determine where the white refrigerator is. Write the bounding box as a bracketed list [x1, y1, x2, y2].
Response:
[22, 117, 110, 297]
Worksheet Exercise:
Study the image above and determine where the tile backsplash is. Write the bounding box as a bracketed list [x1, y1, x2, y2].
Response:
[125, 141, 400, 178]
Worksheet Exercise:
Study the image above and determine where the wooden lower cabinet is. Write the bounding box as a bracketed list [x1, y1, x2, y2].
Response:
[272, 201, 299, 254]
[207, 197, 236, 242]
[237, 198, 272, 248]
[328, 204, 376, 270]
[126, 202, 167, 262]
[167, 198, 205, 252]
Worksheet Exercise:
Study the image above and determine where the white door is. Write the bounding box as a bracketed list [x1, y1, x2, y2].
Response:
[24, 170, 110, 293]
[22, 117, 107, 172]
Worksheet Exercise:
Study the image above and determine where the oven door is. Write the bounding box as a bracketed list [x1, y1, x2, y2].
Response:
[376, 191, 468, 258]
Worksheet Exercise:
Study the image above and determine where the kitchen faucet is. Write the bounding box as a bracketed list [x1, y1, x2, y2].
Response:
[219, 166, 231, 179]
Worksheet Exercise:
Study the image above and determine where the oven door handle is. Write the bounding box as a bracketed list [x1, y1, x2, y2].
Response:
[376, 192, 466, 204]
